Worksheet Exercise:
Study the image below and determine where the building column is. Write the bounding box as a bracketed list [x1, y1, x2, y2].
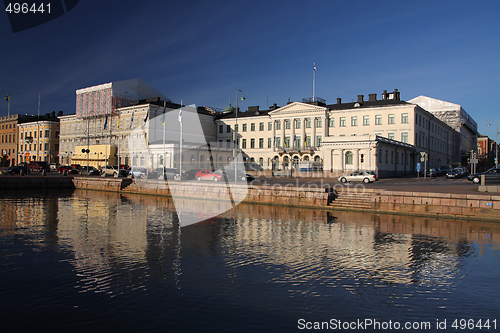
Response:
[322, 116, 327, 139]
[339, 148, 344, 173]
[281, 119, 285, 149]
[312, 118, 316, 148]
[301, 117, 305, 148]
[353, 148, 359, 171]
[272, 119, 276, 150]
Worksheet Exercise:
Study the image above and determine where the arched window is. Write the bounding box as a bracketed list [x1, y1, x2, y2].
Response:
[200, 154, 205, 169]
[303, 156, 309, 161]
[190, 155, 195, 166]
[345, 151, 353, 165]
[259, 157, 263, 167]
[159, 155, 164, 166]
[283, 156, 289, 168]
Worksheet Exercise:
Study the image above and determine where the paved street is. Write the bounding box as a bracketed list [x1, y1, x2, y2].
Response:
[249, 175, 498, 195]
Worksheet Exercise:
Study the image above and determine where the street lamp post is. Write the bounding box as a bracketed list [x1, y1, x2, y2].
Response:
[488, 119, 498, 168]
[234, 90, 245, 183]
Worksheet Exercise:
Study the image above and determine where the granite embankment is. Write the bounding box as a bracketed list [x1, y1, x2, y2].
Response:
[1, 176, 499, 222]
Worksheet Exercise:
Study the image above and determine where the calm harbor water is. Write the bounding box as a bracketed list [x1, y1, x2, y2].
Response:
[0, 190, 499, 332]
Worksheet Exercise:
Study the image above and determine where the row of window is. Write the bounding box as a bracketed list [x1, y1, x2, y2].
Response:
[1, 124, 14, 129]
[2, 134, 13, 144]
[219, 118, 324, 134]
[19, 129, 59, 140]
[18, 142, 59, 152]
[239, 136, 323, 149]
[220, 113, 414, 134]
[330, 113, 409, 128]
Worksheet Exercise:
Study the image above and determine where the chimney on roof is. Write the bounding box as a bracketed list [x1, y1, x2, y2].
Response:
[393, 89, 400, 101]
[382, 90, 388, 100]
[248, 106, 259, 113]
[368, 94, 377, 102]
[337, 98, 342, 104]
[357, 95, 364, 103]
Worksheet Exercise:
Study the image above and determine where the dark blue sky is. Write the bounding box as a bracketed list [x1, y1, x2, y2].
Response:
[2, 0, 500, 138]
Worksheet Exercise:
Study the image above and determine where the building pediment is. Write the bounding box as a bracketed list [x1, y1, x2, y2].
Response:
[268, 102, 328, 117]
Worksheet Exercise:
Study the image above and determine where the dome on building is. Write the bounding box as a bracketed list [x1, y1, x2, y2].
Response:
[223, 99, 235, 113]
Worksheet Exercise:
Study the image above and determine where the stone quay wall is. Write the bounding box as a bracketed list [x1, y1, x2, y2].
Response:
[72, 177, 333, 208]
[2, 176, 498, 222]
[331, 188, 500, 222]
[0, 176, 74, 190]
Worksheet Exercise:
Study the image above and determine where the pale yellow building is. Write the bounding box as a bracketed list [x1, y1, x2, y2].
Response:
[17, 115, 60, 164]
[216, 90, 457, 178]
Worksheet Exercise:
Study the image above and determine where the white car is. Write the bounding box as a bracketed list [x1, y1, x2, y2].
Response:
[338, 171, 376, 183]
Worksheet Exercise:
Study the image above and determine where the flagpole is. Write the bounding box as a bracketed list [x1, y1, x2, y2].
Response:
[37, 94, 40, 161]
[179, 99, 183, 179]
[313, 63, 316, 102]
[7, 98, 10, 117]
[162, 101, 166, 179]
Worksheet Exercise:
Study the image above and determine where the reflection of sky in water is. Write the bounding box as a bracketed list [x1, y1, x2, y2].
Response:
[0, 190, 499, 331]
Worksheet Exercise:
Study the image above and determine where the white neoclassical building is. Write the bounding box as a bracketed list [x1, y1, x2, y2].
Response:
[216, 90, 460, 178]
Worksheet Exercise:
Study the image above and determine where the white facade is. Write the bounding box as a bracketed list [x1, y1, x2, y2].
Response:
[408, 96, 478, 163]
[216, 93, 457, 177]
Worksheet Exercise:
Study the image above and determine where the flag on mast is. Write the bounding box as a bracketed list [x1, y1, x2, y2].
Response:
[103, 114, 108, 130]
[160, 104, 166, 126]
[178, 104, 182, 123]
[143, 111, 149, 127]
[313, 63, 316, 72]
[304, 133, 307, 146]
[129, 109, 135, 129]
[4, 94, 10, 101]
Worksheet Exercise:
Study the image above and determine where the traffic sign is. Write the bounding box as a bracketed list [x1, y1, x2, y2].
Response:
[470, 158, 478, 164]
[417, 163, 421, 172]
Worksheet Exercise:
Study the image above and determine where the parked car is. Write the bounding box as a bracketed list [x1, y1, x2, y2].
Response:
[150, 167, 183, 180]
[57, 165, 78, 174]
[185, 168, 203, 180]
[128, 167, 148, 179]
[426, 168, 438, 177]
[2, 164, 29, 175]
[70, 164, 82, 171]
[195, 169, 224, 182]
[468, 167, 500, 184]
[337, 171, 376, 183]
[446, 168, 462, 179]
[101, 165, 128, 177]
[49, 163, 60, 171]
[28, 161, 50, 172]
[358, 170, 379, 181]
[221, 170, 255, 182]
[80, 166, 100, 175]
[439, 165, 452, 175]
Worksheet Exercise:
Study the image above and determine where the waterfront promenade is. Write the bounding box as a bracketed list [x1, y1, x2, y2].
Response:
[1, 173, 499, 221]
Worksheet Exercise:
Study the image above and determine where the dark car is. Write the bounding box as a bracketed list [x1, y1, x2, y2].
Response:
[468, 167, 500, 184]
[80, 166, 100, 175]
[426, 168, 438, 177]
[2, 164, 29, 175]
[150, 167, 183, 180]
[185, 168, 203, 180]
[57, 165, 78, 174]
[446, 169, 462, 179]
[28, 161, 50, 172]
[222, 170, 255, 182]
